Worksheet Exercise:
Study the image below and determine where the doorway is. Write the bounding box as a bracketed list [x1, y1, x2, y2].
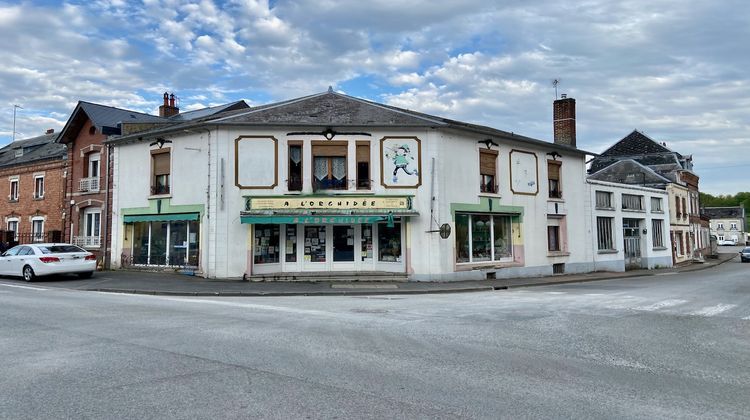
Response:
[623, 218, 642, 270]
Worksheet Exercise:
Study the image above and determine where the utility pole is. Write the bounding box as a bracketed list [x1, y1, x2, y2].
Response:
[12, 104, 23, 142]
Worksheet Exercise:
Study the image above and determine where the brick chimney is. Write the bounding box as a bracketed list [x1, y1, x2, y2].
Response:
[553, 94, 576, 148]
[46, 128, 54, 134]
[158, 92, 180, 117]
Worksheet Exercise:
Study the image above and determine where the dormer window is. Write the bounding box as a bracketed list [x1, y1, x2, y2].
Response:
[89, 126, 97, 135]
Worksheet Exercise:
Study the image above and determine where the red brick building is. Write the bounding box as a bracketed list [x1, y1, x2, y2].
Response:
[0, 130, 67, 247]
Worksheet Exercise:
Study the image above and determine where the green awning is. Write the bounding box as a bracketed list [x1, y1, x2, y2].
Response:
[240, 209, 418, 225]
[123, 213, 200, 223]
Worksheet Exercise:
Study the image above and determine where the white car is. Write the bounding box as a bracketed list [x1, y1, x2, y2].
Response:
[718, 238, 738, 246]
[0, 243, 96, 281]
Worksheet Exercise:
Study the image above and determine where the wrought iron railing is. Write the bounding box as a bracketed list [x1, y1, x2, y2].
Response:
[73, 236, 102, 248]
[79, 177, 100, 192]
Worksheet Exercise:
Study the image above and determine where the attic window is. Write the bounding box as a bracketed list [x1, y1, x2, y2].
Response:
[14, 149, 23, 158]
[89, 126, 97, 135]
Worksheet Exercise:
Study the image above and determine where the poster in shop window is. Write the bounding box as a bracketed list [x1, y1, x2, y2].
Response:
[381, 136, 422, 188]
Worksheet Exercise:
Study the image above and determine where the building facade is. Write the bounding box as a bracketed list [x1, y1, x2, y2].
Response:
[108, 90, 600, 280]
[587, 180, 673, 271]
[0, 130, 67, 246]
[703, 206, 747, 245]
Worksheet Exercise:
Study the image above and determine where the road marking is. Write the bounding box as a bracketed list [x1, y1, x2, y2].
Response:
[634, 299, 688, 311]
[691, 304, 737, 317]
[655, 272, 678, 276]
[545, 291, 566, 295]
[585, 293, 605, 296]
[743, 316, 750, 321]
[140, 296, 335, 317]
[0, 283, 48, 291]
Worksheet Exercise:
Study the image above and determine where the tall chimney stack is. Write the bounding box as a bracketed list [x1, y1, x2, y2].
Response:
[553, 94, 576, 148]
[159, 92, 180, 117]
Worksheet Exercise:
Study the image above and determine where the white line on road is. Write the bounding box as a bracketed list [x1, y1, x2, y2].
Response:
[634, 299, 688, 311]
[743, 316, 750, 321]
[690, 304, 738, 317]
[0, 283, 48, 291]
[545, 292, 566, 295]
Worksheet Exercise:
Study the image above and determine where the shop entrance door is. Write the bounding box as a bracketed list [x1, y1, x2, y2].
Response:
[331, 225, 356, 271]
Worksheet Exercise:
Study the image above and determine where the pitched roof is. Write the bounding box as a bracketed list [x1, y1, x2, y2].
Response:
[107, 90, 592, 155]
[600, 130, 674, 157]
[587, 159, 671, 188]
[58, 100, 251, 143]
[702, 206, 746, 220]
[0, 132, 66, 168]
[168, 100, 249, 121]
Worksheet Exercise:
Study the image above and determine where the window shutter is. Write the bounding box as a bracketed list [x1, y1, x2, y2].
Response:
[548, 161, 561, 180]
[312, 144, 347, 157]
[479, 150, 497, 176]
[356, 144, 370, 163]
[153, 152, 170, 176]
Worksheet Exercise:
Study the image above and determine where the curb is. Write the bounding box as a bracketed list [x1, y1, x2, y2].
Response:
[81, 254, 738, 298]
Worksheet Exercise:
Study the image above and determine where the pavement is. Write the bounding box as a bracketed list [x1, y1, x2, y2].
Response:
[26, 250, 741, 297]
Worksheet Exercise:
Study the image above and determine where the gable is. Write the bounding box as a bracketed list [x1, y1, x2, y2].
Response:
[588, 159, 670, 187]
[600, 130, 671, 157]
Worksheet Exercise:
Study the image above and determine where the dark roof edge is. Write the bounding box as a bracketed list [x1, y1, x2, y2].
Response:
[0, 155, 66, 171]
[587, 158, 671, 182]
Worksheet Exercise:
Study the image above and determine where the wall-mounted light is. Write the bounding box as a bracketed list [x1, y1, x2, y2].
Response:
[149, 137, 172, 149]
[478, 138, 499, 149]
[547, 151, 562, 160]
[286, 127, 372, 140]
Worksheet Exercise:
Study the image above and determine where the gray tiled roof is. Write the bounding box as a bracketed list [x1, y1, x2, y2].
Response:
[702, 206, 746, 220]
[0, 132, 66, 168]
[169, 100, 249, 121]
[587, 159, 671, 188]
[108, 91, 591, 155]
[599, 130, 674, 157]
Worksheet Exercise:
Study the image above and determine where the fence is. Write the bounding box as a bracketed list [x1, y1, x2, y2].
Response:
[0, 230, 63, 248]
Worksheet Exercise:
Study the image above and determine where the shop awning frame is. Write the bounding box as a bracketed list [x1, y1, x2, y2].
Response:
[123, 213, 201, 223]
[239, 209, 418, 225]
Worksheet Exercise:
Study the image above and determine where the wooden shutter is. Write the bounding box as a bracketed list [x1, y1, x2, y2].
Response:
[312, 142, 347, 157]
[153, 152, 170, 176]
[356, 143, 370, 163]
[548, 161, 561, 180]
[479, 150, 497, 176]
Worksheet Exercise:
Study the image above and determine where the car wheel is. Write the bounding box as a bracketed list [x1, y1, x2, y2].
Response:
[77, 271, 94, 279]
[22, 265, 36, 282]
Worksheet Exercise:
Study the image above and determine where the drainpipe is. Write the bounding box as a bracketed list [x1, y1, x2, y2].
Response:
[183, 127, 213, 278]
[103, 143, 111, 269]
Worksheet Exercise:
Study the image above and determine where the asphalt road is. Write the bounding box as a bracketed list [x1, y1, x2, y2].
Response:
[1, 259, 748, 419]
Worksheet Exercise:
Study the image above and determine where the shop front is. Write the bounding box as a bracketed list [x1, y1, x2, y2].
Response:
[121, 213, 200, 268]
[241, 196, 417, 275]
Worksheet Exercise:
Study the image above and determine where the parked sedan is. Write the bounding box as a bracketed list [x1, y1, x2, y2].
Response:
[0, 243, 96, 281]
[741, 247, 750, 263]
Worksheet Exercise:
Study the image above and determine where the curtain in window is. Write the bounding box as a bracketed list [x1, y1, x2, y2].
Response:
[331, 157, 346, 180]
[289, 146, 302, 164]
[313, 157, 329, 181]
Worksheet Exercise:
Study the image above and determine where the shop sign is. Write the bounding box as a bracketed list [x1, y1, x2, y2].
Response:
[240, 215, 389, 225]
[246, 196, 411, 211]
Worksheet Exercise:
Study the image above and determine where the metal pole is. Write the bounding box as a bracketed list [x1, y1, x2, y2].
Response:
[12, 104, 22, 142]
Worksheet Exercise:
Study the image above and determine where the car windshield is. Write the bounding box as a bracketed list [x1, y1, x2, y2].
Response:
[37, 245, 86, 254]
[742, 247, 750, 253]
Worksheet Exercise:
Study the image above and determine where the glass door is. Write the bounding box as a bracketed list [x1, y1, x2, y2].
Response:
[303, 225, 327, 271]
[332, 225, 355, 270]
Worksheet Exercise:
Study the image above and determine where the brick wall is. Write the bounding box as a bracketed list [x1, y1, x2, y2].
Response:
[0, 159, 66, 237]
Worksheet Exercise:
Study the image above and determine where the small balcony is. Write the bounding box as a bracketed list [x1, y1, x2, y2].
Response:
[79, 177, 100, 192]
[151, 184, 170, 195]
[287, 177, 303, 192]
[73, 236, 101, 248]
[313, 177, 347, 192]
[356, 178, 372, 190]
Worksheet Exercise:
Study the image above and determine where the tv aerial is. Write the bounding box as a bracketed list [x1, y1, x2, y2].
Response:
[552, 79, 562, 99]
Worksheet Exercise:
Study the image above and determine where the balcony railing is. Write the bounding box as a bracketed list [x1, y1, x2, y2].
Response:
[151, 184, 170, 195]
[287, 177, 303, 192]
[73, 236, 101, 248]
[79, 177, 100, 192]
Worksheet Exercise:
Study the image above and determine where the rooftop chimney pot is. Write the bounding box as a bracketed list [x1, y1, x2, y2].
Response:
[46, 128, 54, 134]
[159, 92, 180, 117]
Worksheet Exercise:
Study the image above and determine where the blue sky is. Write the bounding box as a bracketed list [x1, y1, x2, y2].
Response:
[0, 0, 748, 194]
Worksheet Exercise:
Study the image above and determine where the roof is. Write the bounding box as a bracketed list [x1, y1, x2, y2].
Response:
[59, 100, 251, 144]
[599, 130, 675, 157]
[107, 90, 593, 155]
[702, 207, 746, 220]
[0, 132, 66, 168]
[168, 100, 249, 121]
[587, 159, 671, 188]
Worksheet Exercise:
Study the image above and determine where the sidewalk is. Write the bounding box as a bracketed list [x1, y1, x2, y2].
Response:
[40, 252, 739, 297]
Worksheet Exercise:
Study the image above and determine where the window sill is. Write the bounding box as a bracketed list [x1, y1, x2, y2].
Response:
[652, 247, 668, 251]
[651, 210, 664, 214]
[33, 197, 44, 201]
[479, 192, 501, 198]
[455, 260, 521, 271]
[595, 206, 615, 211]
[548, 197, 564, 202]
[597, 249, 619, 254]
[8, 199, 18, 203]
[547, 251, 570, 257]
[622, 209, 646, 213]
[311, 190, 374, 195]
[149, 194, 172, 200]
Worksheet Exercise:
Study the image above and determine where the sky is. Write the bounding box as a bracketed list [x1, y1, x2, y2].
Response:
[0, 0, 748, 195]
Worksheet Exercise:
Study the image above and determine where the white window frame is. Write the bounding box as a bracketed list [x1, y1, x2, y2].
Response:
[652, 219, 665, 248]
[596, 216, 614, 251]
[650, 197, 663, 212]
[730, 222, 738, 230]
[9, 178, 19, 201]
[455, 213, 514, 264]
[34, 175, 44, 199]
[595, 191, 613, 209]
[6, 218, 19, 241]
[84, 208, 101, 239]
[717, 223, 724, 230]
[31, 217, 44, 243]
[88, 152, 101, 178]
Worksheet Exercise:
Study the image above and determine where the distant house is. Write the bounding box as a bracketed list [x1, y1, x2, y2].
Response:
[56, 94, 248, 267]
[0, 130, 67, 246]
[588, 130, 708, 264]
[703, 206, 747, 245]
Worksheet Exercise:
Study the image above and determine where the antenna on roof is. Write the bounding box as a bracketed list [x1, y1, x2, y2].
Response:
[552, 79, 561, 99]
[328, 86, 333, 93]
[12, 104, 23, 142]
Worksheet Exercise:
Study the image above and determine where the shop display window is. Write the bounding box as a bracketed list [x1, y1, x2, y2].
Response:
[304, 226, 326, 262]
[254, 224, 280, 264]
[455, 213, 513, 264]
[378, 222, 401, 262]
